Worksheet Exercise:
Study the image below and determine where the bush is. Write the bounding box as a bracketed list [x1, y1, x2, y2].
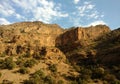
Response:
[92, 67, 105, 79]
[80, 68, 92, 76]
[19, 67, 29, 74]
[23, 70, 46, 84]
[44, 76, 56, 84]
[32, 70, 45, 79]
[49, 64, 57, 72]
[24, 59, 37, 68]
[1, 57, 16, 69]
[16, 56, 25, 66]
[58, 80, 64, 84]
[23, 51, 31, 58]
[0, 72, 2, 77]
[0, 52, 6, 57]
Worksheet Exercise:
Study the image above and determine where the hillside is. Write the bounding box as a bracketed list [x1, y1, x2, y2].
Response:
[0, 21, 120, 84]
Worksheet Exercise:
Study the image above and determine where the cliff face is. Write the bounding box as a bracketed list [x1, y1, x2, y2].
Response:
[56, 25, 110, 47]
[0, 22, 110, 48]
[0, 21, 64, 54]
[0, 21, 120, 65]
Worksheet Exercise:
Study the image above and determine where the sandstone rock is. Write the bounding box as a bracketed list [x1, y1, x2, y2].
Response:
[56, 25, 110, 47]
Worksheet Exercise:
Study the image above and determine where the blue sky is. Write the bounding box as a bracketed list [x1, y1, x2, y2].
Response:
[0, 0, 120, 29]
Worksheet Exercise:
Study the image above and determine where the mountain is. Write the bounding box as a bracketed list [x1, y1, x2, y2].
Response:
[0, 21, 120, 84]
[95, 28, 120, 64]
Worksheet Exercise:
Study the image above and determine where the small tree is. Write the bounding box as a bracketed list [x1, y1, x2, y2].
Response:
[49, 64, 57, 72]
[24, 59, 37, 68]
[2, 57, 16, 69]
[44, 76, 56, 84]
[19, 67, 29, 74]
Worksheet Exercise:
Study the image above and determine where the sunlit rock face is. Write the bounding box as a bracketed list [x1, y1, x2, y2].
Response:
[56, 25, 110, 47]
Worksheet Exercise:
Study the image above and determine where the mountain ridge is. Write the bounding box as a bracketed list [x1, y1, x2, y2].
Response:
[0, 21, 120, 84]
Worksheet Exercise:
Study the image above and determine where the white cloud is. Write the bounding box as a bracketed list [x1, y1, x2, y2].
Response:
[0, 0, 68, 24]
[11, 0, 68, 23]
[0, 2, 15, 16]
[0, 0, 105, 28]
[87, 11, 99, 19]
[0, 18, 10, 25]
[0, 0, 25, 20]
[71, 1, 105, 27]
[76, 1, 104, 20]
[77, 2, 95, 17]
[74, 0, 80, 4]
[87, 20, 106, 26]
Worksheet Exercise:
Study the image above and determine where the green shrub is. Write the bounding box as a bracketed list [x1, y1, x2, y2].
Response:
[44, 76, 56, 84]
[16, 56, 25, 66]
[49, 64, 57, 72]
[24, 51, 31, 58]
[2, 57, 16, 69]
[0, 52, 6, 57]
[23, 70, 45, 84]
[19, 67, 29, 74]
[32, 70, 45, 79]
[23, 69, 57, 84]
[80, 68, 92, 76]
[24, 59, 37, 68]
[58, 80, 64, 84]
[0, 72, 2, 77]
[92, 67, 105, 79]
[80, 68, 92, 80]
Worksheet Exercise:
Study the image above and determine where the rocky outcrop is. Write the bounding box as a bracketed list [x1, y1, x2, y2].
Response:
[0, 22, 111, 55]
[56, 25, 110, 47]
[0, 22, 63, 56]
[0, 21, 64, 54]
[1, 21, 120, 65]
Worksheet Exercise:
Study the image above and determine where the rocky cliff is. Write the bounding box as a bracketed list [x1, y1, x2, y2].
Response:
[0, 22, 111, 55]
[0, 21, 120, 84]
[0, 21, 64, 55]
[56, 25, 110, 47]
